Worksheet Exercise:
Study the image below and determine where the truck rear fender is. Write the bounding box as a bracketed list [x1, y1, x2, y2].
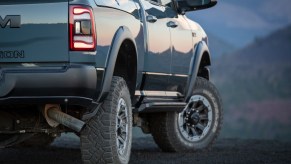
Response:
[97, 26, 138, 103]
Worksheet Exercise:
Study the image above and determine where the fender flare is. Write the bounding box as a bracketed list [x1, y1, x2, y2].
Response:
[185, 41, 211, 101]
[97, 26, 138, 102]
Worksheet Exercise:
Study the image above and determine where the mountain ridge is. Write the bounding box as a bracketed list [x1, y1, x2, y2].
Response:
[212, 24, 291, 140]
[207, 33, 236, 58]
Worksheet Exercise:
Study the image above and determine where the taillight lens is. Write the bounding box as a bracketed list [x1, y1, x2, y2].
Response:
[69, 5, 96, 51]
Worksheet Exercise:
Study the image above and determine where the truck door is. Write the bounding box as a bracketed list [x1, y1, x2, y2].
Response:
[139, 0, 172, 91]
[163, 0, 193, 94]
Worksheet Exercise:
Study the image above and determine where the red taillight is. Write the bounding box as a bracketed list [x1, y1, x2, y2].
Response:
[69, 5, 96, 51]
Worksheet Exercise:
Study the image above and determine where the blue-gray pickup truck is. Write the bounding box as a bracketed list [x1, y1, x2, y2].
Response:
[0, 0, 222, 163]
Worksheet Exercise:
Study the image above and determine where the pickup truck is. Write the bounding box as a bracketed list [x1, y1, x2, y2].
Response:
[0, 0, 222, 163]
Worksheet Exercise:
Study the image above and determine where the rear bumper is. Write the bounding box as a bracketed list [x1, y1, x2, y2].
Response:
[0, 65, 101, 106]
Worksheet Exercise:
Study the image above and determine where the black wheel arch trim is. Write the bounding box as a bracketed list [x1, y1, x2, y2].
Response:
[97, 26, 138, 103]
[185, 41, 211, 101]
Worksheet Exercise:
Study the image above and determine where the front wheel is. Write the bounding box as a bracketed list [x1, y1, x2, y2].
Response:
[150, 77, 223, 152]
[81, 77, 132, 164]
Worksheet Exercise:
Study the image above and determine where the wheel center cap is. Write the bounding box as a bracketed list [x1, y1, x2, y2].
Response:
[190, 113, 200, 125]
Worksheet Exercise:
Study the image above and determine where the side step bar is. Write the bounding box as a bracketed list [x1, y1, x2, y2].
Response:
[135, 102, 186, 113]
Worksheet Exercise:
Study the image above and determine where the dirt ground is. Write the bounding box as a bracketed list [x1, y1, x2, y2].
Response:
[0, 134, 290, 164]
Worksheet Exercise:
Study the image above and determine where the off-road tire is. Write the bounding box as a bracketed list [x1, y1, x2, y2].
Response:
[150, 77, 223, 152]
[81, 76, 132, 164]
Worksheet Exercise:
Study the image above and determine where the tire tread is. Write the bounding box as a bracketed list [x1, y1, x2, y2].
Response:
[81, 77, 132, 164]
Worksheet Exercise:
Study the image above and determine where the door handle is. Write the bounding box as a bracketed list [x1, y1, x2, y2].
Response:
[167, 21, 178, 28]
[146, 15, 157, 23]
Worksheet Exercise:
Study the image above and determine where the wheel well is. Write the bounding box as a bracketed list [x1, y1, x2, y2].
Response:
[113, 39, 137, 99]
[197, 52, 211, 80]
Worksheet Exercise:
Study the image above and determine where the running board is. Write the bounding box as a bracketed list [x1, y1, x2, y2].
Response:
[135, 102, 186, 113]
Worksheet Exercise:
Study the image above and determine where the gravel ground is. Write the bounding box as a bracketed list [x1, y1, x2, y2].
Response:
[0, 133, 290, 164]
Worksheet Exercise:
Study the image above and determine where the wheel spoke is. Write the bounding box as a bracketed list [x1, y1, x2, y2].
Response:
[120, 115, 127, 121]
[196, 123, 205, 131]
[119, 112, 126, 119]
[186, 126, 190, 135]
[200, 114, 208, 120]
[190, 127, 198, 136]
[196, 105, 204, 112]
[118, 136, 125, 145]
[120, 122, 126, 129]
[121, 101, 126, 106]
[191, 101, 198, 108]
[121, 130, 127, 135]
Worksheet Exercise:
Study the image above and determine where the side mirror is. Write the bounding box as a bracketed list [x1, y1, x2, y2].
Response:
[177, 0, 217, 13]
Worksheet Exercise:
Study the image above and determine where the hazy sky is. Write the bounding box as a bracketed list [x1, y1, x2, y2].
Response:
[188, 0, 291, 47]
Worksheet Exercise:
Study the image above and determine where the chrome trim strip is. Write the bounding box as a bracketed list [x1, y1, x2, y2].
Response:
[143, 72, 170, 76]
[143, 72, 188, 77]
[172, 74, 188, 77]
[96, 68, 105, 71]
[135, 90, 182, 97]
